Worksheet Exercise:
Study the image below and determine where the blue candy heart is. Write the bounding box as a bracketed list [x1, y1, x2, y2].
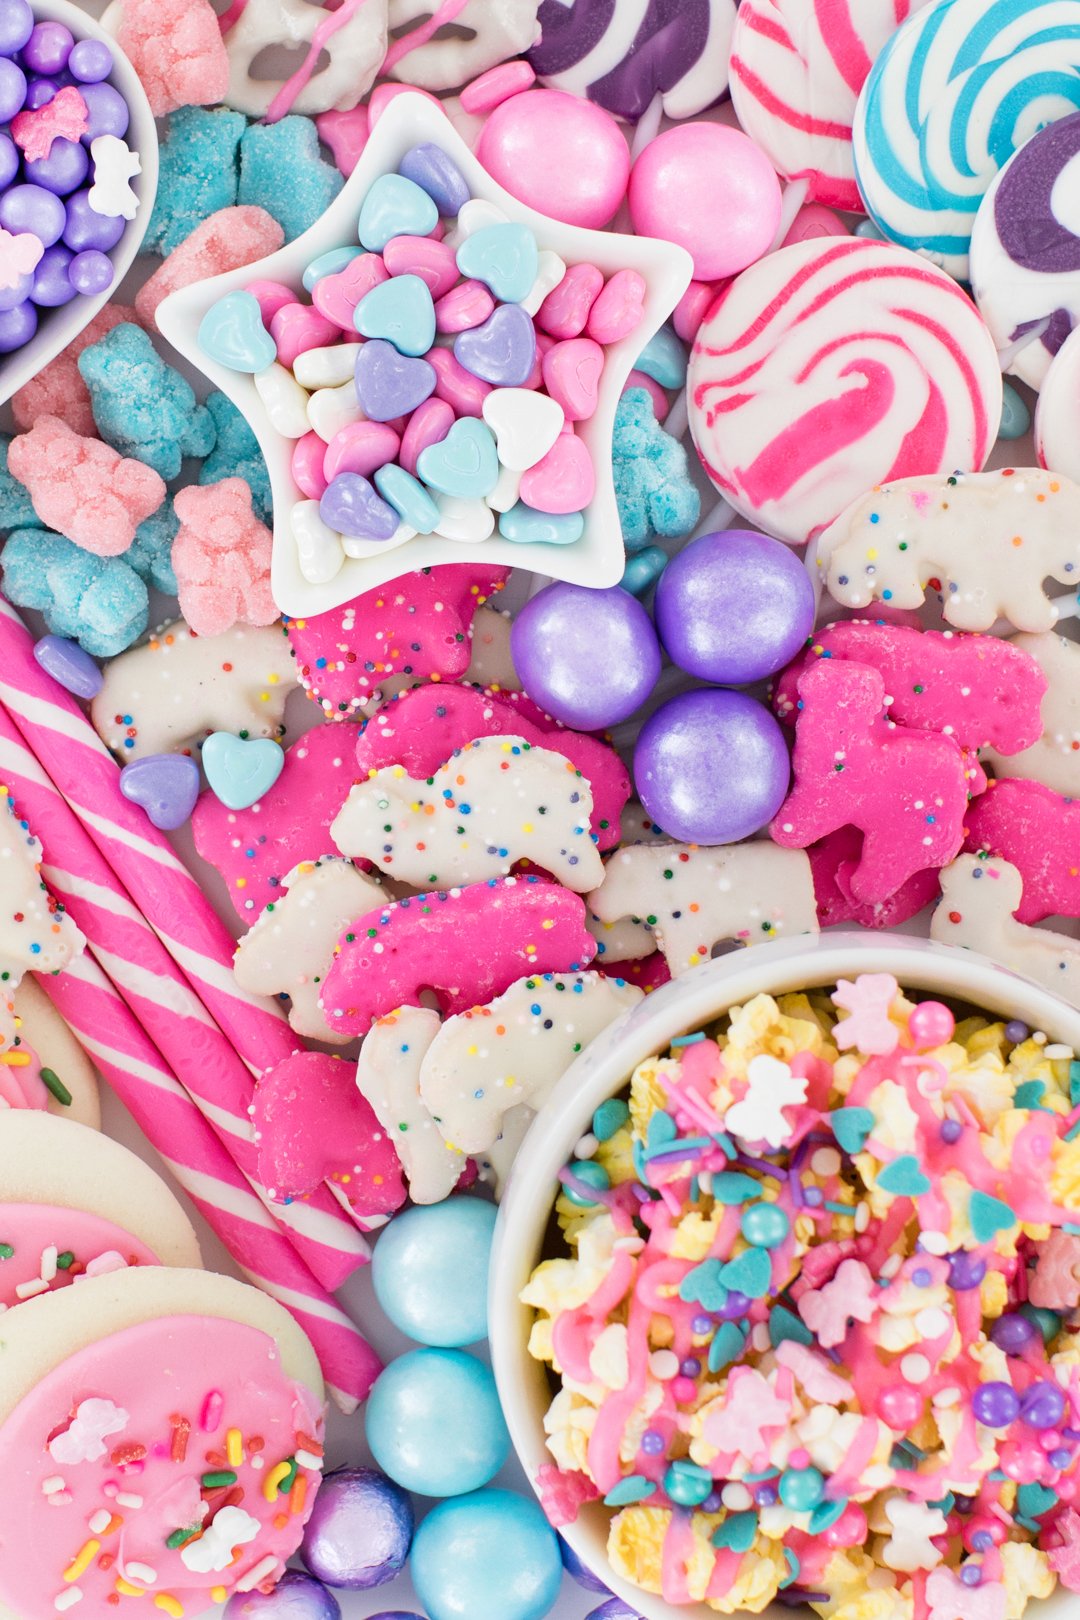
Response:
[969, 1190, 1018, 1243]
[355, 273, 436, 357]
[711, 1511, 756, 1553]
[831, 1106, 875, 1155]
[768, 1305, 813, 1349]
[636, 326, 688, 389]
[198, 290, 276, 374]
[456, 222, 539, 303]
[708, 1320, 748, 1375]
[303, 245, 362, 292]
[357, 173, 438, 252]
[454, 302, 536, 387]
[202, 733, 285, 812]
[120, 754, 200, 831]
[375, 464, 440, 534]
[417, 417, 499, 500]
[877, 1155, 931, 1198]
[718, 1247, 772, 1300]
[498, 502, 584, 546]
[678, 1259, 727, 1312]
[354, 339, 436, 422]
[710, 1172, 762, 1206]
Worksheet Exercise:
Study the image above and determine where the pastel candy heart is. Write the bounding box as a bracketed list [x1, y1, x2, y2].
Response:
[292, 430, 329, 499]
[399, 143, 471, 217]
[453, 198, 509, 242]
[375, 464, 440, 534]
[202, 732, 286, 812]
[456, 223, 539, 304]
[712, 1511, 755, 1553]
[269, 302, 340, 369]
[383, 236, 459, 300]
[435, 279, 495, 335]
[707, 1320, 748, 1374]
[876, 1154, 931, 1198]
[433, 493, 496, 543]
[537, 262, 604, 340]
[718, 1246, 772, 1300]
[455, 302, 536, 388]
[488, 463, 522, 513]
[399, 397, 456, 476]
[482, 387, 564, 472]
[831, 1106, 875, 1155]
[622, 546, 668, 597]
[711, 1172, 763, 1205]
[417, 417, 499, 500]
[678, 1258, 727, 1312]
[291, 500, 345, 585]
[636, 326, 688, 390]
[354, 339, 436, 422]
[588, 268, 646, 344]
[120, 753, 200, 831]
[521, 250, 568, 317]
[355, 272, 435, 357]
[307, 379, 363, 443]
[312, 252, 388, 331]
[969, 1190, 1018, 1243]
[302, 245, 362, 291]
[294, 343, 362, 390]
[323, 421, 401, 482]
[358, 172, 438, 252]
[542, 337, 604, 422]
[497, 502, 584, 545]
[320, 472, 399, 540]
[769, 1304, 813, 1348]
[34, 634, 102, 699]
[198, 290, 276, 374]
[519, 429, 595, 514]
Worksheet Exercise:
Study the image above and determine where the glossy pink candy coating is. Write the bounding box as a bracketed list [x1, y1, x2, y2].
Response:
[586, 269, 646, 345]
[316, 105, 370, 176]
[399, 396, 456, 476]
[519, 429, 595, 513]
[383, 235, 458, 298]
[907, 1001, 955, 1049]
[460, 60, 536, 114]
[293, 430, 330, 499]
[270, 301, 341, 368]
[312, 252, 389, 331]
[367, 82, 444, 125]
[673, 278, 722, 345]
[429, 344, 492, 417]
[324, 420, 401, 482]
[476, 88, 631, 230]
[542, 337, 603, 422]
[435, 279, 495, 334]
[629, 122, 781, 281]
[537, 262, 604, 341]
[246, 278, 298, 326]
[782, 204, 849, 247]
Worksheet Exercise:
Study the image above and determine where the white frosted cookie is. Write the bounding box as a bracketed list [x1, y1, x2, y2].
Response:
[0, 791, 83, 986]
[985, 632, 1080, 797]
[9, 977, 100, 1129]
[355, 1006, 465, 1206]
[932, 856, 1080, 1006]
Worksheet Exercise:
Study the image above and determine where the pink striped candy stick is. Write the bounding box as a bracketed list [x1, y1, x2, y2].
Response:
[37, 951, 380, 1411]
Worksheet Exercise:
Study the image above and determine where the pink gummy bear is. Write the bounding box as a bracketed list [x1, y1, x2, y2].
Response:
[111, 0, 229, 118]
[354, 684, 630, 851]
[320, 875, 597, 1037]
[11, 85, 88, 162]
[965, 778, 1080, 923]
[771, 660, 975, 905]
[809, 826, 941, 930]
[11, 305, 142, 435]
[773, 620, 1047, 755]
[251, 1050, 406, 1220]
[192, 724, 358, 922]
[136, 206, 285, 330]
[172, 479, 276, 639]
[285, 564, 510, 720]
[7, 415, 164, 554]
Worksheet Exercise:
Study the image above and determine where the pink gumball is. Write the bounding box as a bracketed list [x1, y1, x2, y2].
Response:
[782, 203, 849, 247]
[476, 89, 630, 229]
[876, 1383, 924, 1431]
[908, 1001, 955, 1050]
[628, 123, 782, 281]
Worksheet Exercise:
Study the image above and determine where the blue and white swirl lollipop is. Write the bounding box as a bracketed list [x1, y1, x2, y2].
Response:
[853, 0, 1080, 281]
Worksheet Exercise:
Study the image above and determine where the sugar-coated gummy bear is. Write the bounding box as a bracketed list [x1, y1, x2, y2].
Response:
[200, 392, 272, 525]
[135, 206, 285, 330]
[0, 433, 40, 530]
[106, 0, 229, 118]
[238, 117, 344, 243]
[146, 106, 246, 257]
[1, 528, 149, 657]
[613, 388, 701, 549]
[126, 498, 179, 597]
[172, 478, 276, 638]
[10, 304, 141, 436]
[78, 324, 216, 481]
[8, 416, 165, 557]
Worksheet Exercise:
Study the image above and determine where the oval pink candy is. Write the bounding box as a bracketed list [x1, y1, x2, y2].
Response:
[587, 269, 646, 345]
[428, 346, 491, 418]
[519, 429, 595, 514]
[383, 236, 459, 299]
[625, 368, 668, 418]
[537, 262, 603, 341]
[324, 421, 401, 482]
[460, 60, 536, 115]
[435, 279, 495, 334]
[313, 253, 389, 331]
[246, 279, 296, 328]
[399, 397, 455, 477]
[292, 431, 329, 500]
[270, 303, 341, 369]
[542, 337, 604, 422]
[673, 278, 723, 345]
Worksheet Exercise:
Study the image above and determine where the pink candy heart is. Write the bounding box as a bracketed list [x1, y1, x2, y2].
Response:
[399, 396, 455, 476]
[429, 345, 492, 418]
[435, 279, 495, 335]
[537, 262, 603, 340]
[313, 252, 389, 331]
[246, 278, 296, 328]
[324, 420, 402, 482]
[383, 235, 459, 299]
[519, 428, 595, 513]
[270, 302, 341, 369]
[292, 430, 329, 500]
[542, 337, 604, 421]
[587, 268, 646, 345]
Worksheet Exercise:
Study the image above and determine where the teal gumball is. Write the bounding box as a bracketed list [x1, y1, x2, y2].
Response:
[371, 1196, 497, 1347]
[740, 1202, 790, 1249]
[365, 1348, 510, 1497]
[411, 1488, 564, 1620]
[779, 1465, 826, 1512]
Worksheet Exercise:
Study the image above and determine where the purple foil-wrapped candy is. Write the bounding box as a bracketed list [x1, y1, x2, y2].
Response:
[300, 1466, 414, 1590]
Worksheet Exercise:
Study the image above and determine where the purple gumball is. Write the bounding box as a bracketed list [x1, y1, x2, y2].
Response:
[634, 688, 791, 844]
[31, 243, 75, 307]
[0, 266, 30, 310]
[68, 248, 112, 295]
[21, 20, 73, 74]
[510, 581, 661, 730]
[26, 134, 89, 196]
[654, 529, 816, 685]
[0, 0, 33, 58]
[0, 181, 64, 245]
[68, 38, 113, 83]
[62, 187, 125, 253]
[300, 1466, 414, 1590]
[23, 75, 55, 109]
[0, 130, 17, 188]
[561, 1535, 610, 1594]
[224, 1571, 341, 1620]
[0, 52, 24, 119]
[0, 296, 35, 349]
[79, 80, 128, 141]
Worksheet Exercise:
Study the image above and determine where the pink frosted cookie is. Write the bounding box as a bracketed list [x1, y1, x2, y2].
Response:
[7, 416, 165, 556]
[173, 480, 276, 639]
[320, 874, 597, 1037]
[354, 683, 630, 850]
[771, 659, 975, 904]
[251, 1051, 407, 1220]
[773, 620, 1047, 754]
[285, 564, 510, 719]
[808, 826, 941, 930]
[192, 725, 359, 921]
[137, 207, 285, 330]
[984, 632, 1080, 798]
[964, 777, 1080, 924]
[10, 305, 141, 435]
[104, 0, 229, 117]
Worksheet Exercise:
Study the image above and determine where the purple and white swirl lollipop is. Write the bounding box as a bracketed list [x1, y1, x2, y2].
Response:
[970, 110, 1080, 391]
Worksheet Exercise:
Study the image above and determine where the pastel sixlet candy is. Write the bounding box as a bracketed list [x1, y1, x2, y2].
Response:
[817, 467, 1080, 632]
[0, 791, 83, 986]
[931, 856, 1080, 1008]
[384, 0, 542, 92]
[220, 0, 389, 118]
[356, 1006, 465, 1206]
[983, 632, 1080, 796]
[687, 238, 1001, 545]
[964, 777, 1080, 924]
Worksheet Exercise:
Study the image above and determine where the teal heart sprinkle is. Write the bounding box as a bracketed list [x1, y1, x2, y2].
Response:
[678, 1259, 727, 1312]
[646, 1110, 677, 1151]
[198, 290, 276, 374]
[202, 732, 285, 811]
[711, 1172, 762, 1205]
[830, 1106, 875, 1155]
[998, 381, 1031, 441]
[456, 222, 539, 304]
[604, 1475, 656, 1507]
[969, 1190, 1017, 1243]
[1013, 1080, 1048, 1111]
[769, 1304, 813, 1349]
[708, 1320, 747, 1375]
[809, 1498, 848, 1534]
[719, 1246, 772, 1299]
[1017, 1482, 1057, 1519]
[1070, 1059, 1080, 1107]
[355, 272, 436, 358]
[711, 1511, 756, 1553]
[417, 417, 499, 500]
[877, 1154, 931, 1198]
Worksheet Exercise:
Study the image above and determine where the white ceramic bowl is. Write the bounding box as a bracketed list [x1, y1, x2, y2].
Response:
[490, 932, 1080, 1620]
[0, 0, 158, 406]
[156, 91, 694, 620]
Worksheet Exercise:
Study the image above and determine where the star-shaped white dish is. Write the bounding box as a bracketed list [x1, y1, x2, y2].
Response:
[156, 92, 693, 619]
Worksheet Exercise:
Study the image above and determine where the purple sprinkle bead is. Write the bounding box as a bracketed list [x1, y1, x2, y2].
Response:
[0, 181, 64, 244]
[1005, 1020, 1029, 1042]
[971, 1382, 1020, 1428]
[119, 755, 201, 831]
[23, 74, 55, 110]
[991, 1313, 1039, 1355]
[0, 0, 33, 57]
[67, 38, 112, 83]
[63, 187, 124, 253]
[940, 1119, 964, 1144]
[718, 1290, 751, 1318]
[399, 142, 471, 216]
[691, 1313, 712, 1334]
[30, 243, 75, 307]
[1051, 1448, 1074, 1470]
[959, 1565, 982, 1588]
[639, 1430, 664, 1456]
[34, 635, 104, 699]
[320, 472, 399, 540]
[1020, 1380, 1067, 1430]
[455, 301, 536, 386]
[78, 80, 128, 141]
[947, 1250, 986, 1291]
[0, 52, 24, 118]
[354, 338, 436, 421]
[26, 134, 89, 196]
[68, 248, 112, 296]
[0, 296, 35, 349]
[754, 1484, 779, 1507]
[21, 20, 72, 74]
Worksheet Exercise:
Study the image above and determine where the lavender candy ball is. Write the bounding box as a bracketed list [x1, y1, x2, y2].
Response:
[510, 581, 662, 730]
[23, 75, 55, 110]
[300, 1466, 414, 1590]
[654, 529, 815, 685]
[990, 1313, 1039, 1355]
[224, 1571, 341, 1620]
[63, 188, 125, 254]
[31, 244, 76, 307]
[69, 248, 112, 296]
[26, 135, 89, 196]
[0, 131, 17, 188]
[0, 52, 24, 119]
[0, 0, 33, 57]
[971, 1382, 1020, 1428]
[79, 81, 128, 141]
[67, 37, 112, 84]
[0, 297, 36, 350]
[634, 688, 791, 845]
[0, 182, 65, 245]
[21, 20, 72, 74]
[0, 267, 30, 310]
[561, 1536, 610, 1594]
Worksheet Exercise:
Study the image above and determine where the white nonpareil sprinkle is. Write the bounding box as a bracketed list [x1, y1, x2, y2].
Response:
[235, 1556, 280, 1594]
[88, 1509, 113, 1535]
[919, 1231, 950, 1256]
[648, 1350, 680, 1381]
[914, 1307, 951, 1340]
[721, 1483, 753, 1511]
[811, 1148, 841, 1178]
[574, 1133, 598, 1159]
[54, 1591, 82, 1611]
[39, 1244, 58, 1282]
[900, 1354, 931, 1383]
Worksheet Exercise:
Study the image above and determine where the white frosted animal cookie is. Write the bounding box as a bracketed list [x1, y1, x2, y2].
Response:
[587, 842, 819, 977]
[355, 1006, 465, 1206]
[475, 1103, 535, 1198]
[465, 604, 520, 692]
[91, 620, 298, 761]
[984, 632, 1080, 797]
[586, 903, 655, 964]
[234, 858, 386, 1046]
[221, 0, 389, 116]
[418, 970, 643, 1156]
[8, 978, 100, 1129]
[0, 795, 83, 986]
[931, 856, 1080, 1007]
[331, 735, 605, 893]
[817, 468, 1080, 633]
[385, 0, 542, 91]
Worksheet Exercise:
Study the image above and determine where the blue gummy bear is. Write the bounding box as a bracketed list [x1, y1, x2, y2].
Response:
[146, 106, 246, 257]
[1, 528, 70, 611]
[2, 528, 148, 658]
[612, 388, 700, 549]
[238, 116, 343, 242]
[78, 323, 216, 480]
[200, 392, 272, 523]
[127, 498, 179, 597]
[0, 433, 41, 529]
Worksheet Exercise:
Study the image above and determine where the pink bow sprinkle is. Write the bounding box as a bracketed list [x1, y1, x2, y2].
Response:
[701, 1366, 790, 1462]
[0, 228, 43, 292]
[798, 1258, 878, 1348]
[11, 85, 88, 163]
[925, 1567, 1006, 1620]
[1029, 1230, 1080, 1311]
[1048, 1508, 1080, 1592]
[831, 972, 901, 1054]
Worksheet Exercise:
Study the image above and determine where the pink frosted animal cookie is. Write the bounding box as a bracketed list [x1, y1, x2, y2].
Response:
[7, 415, 164, 555]
[103, 0, 229, 117]
[354, 683, 630, 850]
[771, 659, 975, 905]
[773, 621, 1047, 755]
[964, 778, 1080, 924]
[192, 724, 359, 920]
[11, 306, 140, 435]
[808, 826, 941, 930]
[137, 206, 285, 330]
[320, 874, 597, 1037]
[172, 479, 276, 638]
[285, 563, 510, 719]
[251, 1050, 407, 1220]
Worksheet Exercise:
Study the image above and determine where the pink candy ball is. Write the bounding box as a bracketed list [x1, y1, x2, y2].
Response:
[628, 123, 782, 281]
[876, 1383, 924, 1431]
[908, 1001, 955, 1050]
[476, 89, 631, 229]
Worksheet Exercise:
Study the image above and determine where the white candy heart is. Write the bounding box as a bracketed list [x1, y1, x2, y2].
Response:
[255, 362, 311, 439]
[487, 462, 522, 513]
[521, 250, 567, 316]
[444, 197, 508, 250]
[88, 134, 140, 220]
[482, 387, 565, 472]
[292, 500, 345, 584]
[307, 380, 364, 443]
[342, 520, 416, 560]
[434, 494, 495, 543]
[293, 342, 362, 390]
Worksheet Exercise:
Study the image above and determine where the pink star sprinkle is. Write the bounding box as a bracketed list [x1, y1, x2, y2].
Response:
[925, 1567, 1006, 1620]
[11, 85, 88, 163]
[0, 228, 42, 292]
[831, 972, 902, 1054]
[702, 1366, 790, 1462]
[1048, 1508, 1080, 1592]
[798, 1257, 879, 1348]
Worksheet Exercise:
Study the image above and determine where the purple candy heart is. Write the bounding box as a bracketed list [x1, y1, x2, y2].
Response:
[320, 472, 399, 540]
[120, 753, 200, 831]
[398, 143, 471, 217]
[354, 338, 436, 421]
[454, 302, 536, 386]
[34, 633, 103, 698]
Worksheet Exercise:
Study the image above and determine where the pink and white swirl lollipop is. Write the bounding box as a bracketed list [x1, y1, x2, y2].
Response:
[728, 0, 932, 212]
[687, 236, 1002, 545]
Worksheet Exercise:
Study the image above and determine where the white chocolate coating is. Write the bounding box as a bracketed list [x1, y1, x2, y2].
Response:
[985, 633, 1080, 797]
[355, 1006, 465, 1206]
[931, 856, 1080, 1007]
[0, 796, 82, 987]
[222, 0, 388, 117]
